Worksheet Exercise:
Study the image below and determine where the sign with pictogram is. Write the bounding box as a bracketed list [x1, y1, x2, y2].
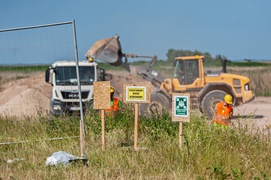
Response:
[174, 96, 188, 116]
[172, 93, 190, 122]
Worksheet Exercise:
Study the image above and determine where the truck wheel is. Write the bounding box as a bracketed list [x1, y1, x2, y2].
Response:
[139, 93, 171, 118]
[201, 90, 226, 119]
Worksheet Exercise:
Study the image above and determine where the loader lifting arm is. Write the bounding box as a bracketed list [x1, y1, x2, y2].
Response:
[123, 54, 164, 88]
[85, 35, 164, 88]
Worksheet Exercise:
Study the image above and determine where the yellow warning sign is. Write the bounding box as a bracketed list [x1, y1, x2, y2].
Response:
[127, 87, 145, 101]
[123, 84, 150, 103]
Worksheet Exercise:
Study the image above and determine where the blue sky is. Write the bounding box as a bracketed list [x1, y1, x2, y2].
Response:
[1, 0, 271, 63]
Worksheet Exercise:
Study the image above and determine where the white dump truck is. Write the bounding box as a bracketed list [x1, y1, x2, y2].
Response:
[45, 59, 105, 115]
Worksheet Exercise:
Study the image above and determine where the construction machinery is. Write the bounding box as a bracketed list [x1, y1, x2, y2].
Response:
[85, 35, 255, 118]
[45, 59, 105, 115]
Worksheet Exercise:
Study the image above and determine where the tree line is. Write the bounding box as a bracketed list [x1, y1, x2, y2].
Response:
[166, 49, 226, 64]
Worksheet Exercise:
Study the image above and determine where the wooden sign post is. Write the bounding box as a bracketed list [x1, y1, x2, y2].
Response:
[93, 81, 110, 151]
[172, 93, 190, 149]
[123, 84, 150, 151]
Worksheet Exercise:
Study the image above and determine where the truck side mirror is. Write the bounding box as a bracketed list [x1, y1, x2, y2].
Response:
[99, 68, 106, 81]
[45, 68, 50, 83]
[45, 67, 53, 85]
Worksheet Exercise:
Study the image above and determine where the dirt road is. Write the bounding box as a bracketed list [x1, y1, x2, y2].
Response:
[232, 96, 271, 131]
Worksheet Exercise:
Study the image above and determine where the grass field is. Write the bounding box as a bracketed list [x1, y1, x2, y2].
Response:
[1, 61, 271, 179]
[1, 105, 271, 179]
[0, 65, 48, 72]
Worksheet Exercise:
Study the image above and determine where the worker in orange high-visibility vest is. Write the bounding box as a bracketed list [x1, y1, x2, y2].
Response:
[213, 94, 233, 129]
[105, 86, 122, 117]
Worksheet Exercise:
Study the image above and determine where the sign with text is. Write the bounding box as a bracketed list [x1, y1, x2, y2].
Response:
[123, 84, 150, 103]
[172, 93, 190, 122]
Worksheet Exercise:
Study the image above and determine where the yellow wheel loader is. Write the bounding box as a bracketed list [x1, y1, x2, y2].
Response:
[86, 35, 254, 118]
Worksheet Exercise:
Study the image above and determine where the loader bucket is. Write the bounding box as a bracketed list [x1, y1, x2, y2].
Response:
[85, 35, 124, 67]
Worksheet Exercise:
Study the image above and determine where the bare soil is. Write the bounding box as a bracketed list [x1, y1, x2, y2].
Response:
[232, 96, 271, 131]
[0, 72, 51, 118]
[0, 70, 270, 132]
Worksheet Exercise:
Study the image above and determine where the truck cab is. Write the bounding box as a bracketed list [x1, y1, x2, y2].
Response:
[45, 59, 105, 115]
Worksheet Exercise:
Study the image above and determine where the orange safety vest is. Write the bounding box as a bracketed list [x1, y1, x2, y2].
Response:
[105, 97, 120, 117]
[213, 102, 233, 126]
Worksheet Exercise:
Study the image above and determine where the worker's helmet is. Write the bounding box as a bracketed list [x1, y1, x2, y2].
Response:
[110, 86, 115, 93]
[224, 94, 233, 104]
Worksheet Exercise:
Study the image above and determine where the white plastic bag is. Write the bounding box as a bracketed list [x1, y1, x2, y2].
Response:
[45, 151, 80, 166]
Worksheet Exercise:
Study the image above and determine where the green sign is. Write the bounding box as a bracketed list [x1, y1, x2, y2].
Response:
[174, 96, 188, 117]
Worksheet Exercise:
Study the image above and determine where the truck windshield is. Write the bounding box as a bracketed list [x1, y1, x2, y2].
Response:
[55, 66, 95, 85]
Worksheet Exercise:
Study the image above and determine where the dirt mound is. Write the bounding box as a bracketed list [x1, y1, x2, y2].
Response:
[0, 70, 154, 118]
[0, 73, 51, 118]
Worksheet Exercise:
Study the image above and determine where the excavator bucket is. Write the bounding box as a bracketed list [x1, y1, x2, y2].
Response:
[85, 35, 130, 72]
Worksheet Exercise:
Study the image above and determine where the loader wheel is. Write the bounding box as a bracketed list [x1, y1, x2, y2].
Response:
[201, 90, 226, 119]
[139, 93, 171, 118]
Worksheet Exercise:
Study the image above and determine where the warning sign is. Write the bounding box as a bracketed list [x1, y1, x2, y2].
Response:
[127, 87, 145, 101]
[123, 84, 150, 103]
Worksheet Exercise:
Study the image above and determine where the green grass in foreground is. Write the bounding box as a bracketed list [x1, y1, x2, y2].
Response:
[1, 105, 271, 179]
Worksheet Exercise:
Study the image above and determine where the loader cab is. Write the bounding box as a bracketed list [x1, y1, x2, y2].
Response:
[173, 55, 204, 86]
[174, 59, 199, 84]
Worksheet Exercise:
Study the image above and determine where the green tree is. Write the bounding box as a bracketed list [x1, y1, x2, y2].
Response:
[166, 49, 213, 64]
[203, 52, 212, 61]
[215, 54, 223, 61]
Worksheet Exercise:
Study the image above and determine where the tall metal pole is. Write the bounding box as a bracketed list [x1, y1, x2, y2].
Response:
[72, 19, 85, 157]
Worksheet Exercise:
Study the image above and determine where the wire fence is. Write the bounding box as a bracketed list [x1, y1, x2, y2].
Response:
[0, 21, 76, 118]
